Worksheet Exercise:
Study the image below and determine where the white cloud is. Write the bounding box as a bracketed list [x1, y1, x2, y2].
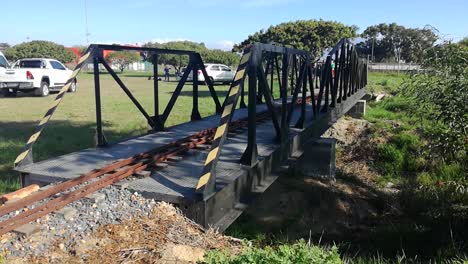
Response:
[147, 38, 191, 44]
[208, 40, 235, 51]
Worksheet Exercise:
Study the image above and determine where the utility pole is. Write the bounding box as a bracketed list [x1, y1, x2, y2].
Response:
[84, 0, 90, 44]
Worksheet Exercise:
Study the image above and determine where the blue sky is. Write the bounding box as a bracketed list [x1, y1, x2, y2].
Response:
[2, 0, 467, 50]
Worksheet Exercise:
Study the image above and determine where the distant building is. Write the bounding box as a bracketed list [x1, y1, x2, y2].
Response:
[66, 44, 146, 71]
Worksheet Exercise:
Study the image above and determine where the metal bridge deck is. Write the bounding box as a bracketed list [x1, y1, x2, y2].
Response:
[122, 105, 312, 203]
[17, 101, 306, 195]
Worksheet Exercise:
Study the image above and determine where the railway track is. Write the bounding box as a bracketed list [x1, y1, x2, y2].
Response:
[0, 111, 273, 236]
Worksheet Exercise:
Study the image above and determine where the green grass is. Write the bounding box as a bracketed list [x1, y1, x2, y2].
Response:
[202, 240, 342, 264]
[367, 72, 406, 95]
[0, 71, 230, 193]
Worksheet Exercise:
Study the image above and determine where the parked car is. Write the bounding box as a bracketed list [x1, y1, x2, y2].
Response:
[0, 58, 76, 97]
[0, 51, 9, 75]
[176, 64, 235, 84]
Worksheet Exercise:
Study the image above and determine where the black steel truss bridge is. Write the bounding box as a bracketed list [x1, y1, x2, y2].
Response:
[13, 39, 368, 230]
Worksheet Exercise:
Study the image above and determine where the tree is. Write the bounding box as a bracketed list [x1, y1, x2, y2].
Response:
[0, 43, 10, 52]
[200, 49, 240, 66]
[4, 40, 75, 63]
[458, 37, 468, 48]
[357, 23, 437, 63]
[105, 51, 141, 72]
[143, 41, 240, 72]
[233, 19, 358, 57]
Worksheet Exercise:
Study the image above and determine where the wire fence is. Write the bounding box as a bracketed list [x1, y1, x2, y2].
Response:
[368, 62, 421, 72]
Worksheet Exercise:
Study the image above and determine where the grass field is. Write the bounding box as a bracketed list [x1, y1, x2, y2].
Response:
[0, 71, 230, 193]
[366, 71, 406, 95]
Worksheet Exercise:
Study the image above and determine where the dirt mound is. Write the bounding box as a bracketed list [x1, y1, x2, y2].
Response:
[8, 202, 240, 263]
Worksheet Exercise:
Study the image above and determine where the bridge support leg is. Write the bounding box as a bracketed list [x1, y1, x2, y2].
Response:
[151, 54, 164, 131]
[191, 61, 202, 121]
[240, 47, 259, 166]
[346, 99, 366, 118]
[293, 138, 336, 178]
[93, 51, 107, 147]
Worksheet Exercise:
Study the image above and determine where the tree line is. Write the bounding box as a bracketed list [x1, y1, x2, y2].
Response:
[2, 20, 466, 70]
[1, 40, 240, 73]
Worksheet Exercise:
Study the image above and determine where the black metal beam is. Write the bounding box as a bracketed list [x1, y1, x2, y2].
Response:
[151, 54, 164, 131]
[257, 64, 282, 140]
[90, 44, 198, 56]
[191, 61, 202, 120]
[240, 46, 259, 166]
[100, 58, 157, 128]
[308, 65, 317, 118]
[280, 54, 290, 137]
[161, 62, 193, 122]
[93, 51, 106, 147]
[295, 62, 308, 129]
[287, 60, 307, 124]
[193, 53, 222, 113]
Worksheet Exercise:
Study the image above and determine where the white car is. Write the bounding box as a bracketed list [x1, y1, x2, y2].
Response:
[0, 58, 76, 97]
[177, 64, 235, 84]
[0, 51, 9, 75]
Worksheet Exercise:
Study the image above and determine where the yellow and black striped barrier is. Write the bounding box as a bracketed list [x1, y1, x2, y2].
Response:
[195, 47, 252, 196]
[14, 49, 92, 168]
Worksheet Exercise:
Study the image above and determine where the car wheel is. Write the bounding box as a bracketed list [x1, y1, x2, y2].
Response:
[36, 82, 50, 97]
[68, 80, 77, 93]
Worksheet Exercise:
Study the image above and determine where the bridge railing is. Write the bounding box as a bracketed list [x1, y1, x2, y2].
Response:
[14, 44, 222, 168]
[196, 39, 368, 199]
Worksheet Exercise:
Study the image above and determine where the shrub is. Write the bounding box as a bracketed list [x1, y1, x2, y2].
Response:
[402, 42, 468, 162]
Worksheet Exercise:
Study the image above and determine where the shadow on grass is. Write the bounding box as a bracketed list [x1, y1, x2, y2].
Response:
[0, 120, 130, 194]
[177, 90, 229, 99]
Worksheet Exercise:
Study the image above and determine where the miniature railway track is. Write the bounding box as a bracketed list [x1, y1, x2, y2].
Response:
[0, 111, 274, 236]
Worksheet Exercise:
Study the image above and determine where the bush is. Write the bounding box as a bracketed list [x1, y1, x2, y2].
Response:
[202, 240, 342, 264]
[4, 40, 75, 63]
[402, 42, 468, 162]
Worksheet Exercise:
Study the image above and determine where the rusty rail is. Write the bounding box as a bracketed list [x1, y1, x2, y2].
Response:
[0, 111, 273, 236]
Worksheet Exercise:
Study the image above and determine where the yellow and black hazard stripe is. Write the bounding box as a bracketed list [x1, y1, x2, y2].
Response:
[14, 49, 92, 168]
[195, 47, 253, 194]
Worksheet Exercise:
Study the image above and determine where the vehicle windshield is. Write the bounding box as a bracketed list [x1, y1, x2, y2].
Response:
[0, 56, 8, 68]
[16, 60, 43, 68]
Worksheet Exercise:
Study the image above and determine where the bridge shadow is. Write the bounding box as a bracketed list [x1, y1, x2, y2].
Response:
[177, 90, 229, 99]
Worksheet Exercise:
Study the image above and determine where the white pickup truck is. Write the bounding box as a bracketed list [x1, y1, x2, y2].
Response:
[0, 58, 77, 97]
